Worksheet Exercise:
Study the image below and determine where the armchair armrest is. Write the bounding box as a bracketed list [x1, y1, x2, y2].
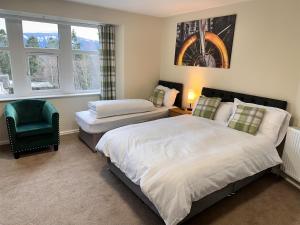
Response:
[42, 102, 59, 127]
[4, 104, 17, 146]
[4, 103, 18, 129]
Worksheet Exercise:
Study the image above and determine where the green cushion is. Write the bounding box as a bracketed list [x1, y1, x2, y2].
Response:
[228, 105, 265, 135]
[16, 122, 53, 138]
[193, 96, 222, 119]
[149, 88, 165, 107]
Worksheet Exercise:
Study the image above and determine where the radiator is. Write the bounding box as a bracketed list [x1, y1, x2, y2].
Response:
[281, 127, 300, 182]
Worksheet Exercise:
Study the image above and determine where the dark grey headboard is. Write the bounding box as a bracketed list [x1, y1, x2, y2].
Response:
[202, 87, 287, 110]
[158, 80, 183, 108]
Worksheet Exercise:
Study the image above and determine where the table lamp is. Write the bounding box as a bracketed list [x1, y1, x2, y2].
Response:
[187, 90, 195, 111]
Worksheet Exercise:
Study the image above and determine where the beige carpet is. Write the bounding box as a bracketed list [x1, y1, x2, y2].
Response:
[0, 134, 299, 225]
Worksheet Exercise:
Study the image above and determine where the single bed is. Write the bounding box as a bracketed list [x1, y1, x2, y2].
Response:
[96, 87, 288, 225]
[76, 80, 183, 151]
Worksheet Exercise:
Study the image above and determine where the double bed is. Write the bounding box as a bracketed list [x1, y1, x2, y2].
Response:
[96, 87, 288, 225]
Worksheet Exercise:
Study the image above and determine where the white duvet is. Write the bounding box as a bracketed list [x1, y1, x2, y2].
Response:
[96, 115, 282, 225]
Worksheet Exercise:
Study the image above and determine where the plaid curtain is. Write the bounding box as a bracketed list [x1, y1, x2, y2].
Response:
[98, 24, 116, 100]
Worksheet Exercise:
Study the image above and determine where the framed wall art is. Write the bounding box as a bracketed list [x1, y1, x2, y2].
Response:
[174, 14, 237, 69]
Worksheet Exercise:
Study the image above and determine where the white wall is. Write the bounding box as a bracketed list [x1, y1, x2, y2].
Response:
[160, 0, 300, 124]
[1, 0, 300, 144]
[0, 0, 163, 143]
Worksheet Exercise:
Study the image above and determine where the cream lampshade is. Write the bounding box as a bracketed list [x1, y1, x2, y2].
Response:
[187, 90, 196, 111]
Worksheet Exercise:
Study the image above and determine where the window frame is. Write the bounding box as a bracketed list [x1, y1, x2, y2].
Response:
[0, 50, 13, 96]
[71, 25, 101, 93]
[22, 20, 60, 50]
[26, 52, 61, 92]
[0, 18, 13, 96]
[0, 15, 102, 100]
[72, 49, 101, 93]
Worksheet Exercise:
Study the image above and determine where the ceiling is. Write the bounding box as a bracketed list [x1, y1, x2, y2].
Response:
[65, 0, 251, 17]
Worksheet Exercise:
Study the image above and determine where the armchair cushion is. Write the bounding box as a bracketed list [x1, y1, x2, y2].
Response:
[12, 100, 45, 125]
[16, 122, 53, 138]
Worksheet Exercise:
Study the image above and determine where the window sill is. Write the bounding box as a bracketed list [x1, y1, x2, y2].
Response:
[0, 92, 100, 102]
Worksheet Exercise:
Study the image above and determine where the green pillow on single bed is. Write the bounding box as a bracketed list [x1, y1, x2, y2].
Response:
[228, 105, 265, 135]
[149, 88, 165, 107]
[193, 96, 222, 119]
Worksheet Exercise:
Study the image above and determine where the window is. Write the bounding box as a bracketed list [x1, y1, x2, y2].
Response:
[71, 26, 99, 51]
[0, 18, 8, 48]
[0, 16, 102, 99]
[27, 54, 59, 90]
[22, 20, 59, 49]
[71, 26, 100, 91]
[22, 20, 60, 91]
[0, 18, 13, 95]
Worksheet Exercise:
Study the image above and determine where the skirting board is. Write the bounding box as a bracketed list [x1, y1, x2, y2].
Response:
[60, 129, 79, 136]
[281, 172, 300, 190]
[0, 129, 79, 146]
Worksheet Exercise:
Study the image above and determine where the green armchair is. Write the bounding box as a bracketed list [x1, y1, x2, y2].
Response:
[4, 99, 59, 159]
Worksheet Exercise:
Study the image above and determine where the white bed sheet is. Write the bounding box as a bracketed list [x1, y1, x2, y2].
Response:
[96, 115, 282, 225]
[76, 106, 171, 133]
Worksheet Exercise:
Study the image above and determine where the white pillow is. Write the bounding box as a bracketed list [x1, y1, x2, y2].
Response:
[192, 96, 200, 114]
[156, 85, 179, 107]
[232, 98, 291, 146]
[88, 99, 155, 118]
[214, 102, 234, 124]
[276, 112, 291, 147]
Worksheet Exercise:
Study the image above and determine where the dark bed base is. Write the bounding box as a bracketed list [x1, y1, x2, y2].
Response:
[78, 127, 104, 152]
[103, 87, 288, 224]
[107, 158, 270, 223]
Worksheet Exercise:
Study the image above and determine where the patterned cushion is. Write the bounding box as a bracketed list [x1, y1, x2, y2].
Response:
[149, 89, 165, 107]
[228, 105, 265, 135]
[193, 96, 221, 119]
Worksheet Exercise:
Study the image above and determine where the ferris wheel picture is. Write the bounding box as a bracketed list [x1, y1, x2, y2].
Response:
[174, 14, 236, 69]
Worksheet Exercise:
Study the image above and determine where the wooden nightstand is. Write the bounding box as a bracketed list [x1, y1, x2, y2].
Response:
[168, 108, 192, 117]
